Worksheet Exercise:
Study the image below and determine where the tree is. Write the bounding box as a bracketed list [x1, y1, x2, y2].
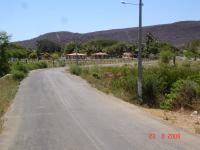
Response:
[64, 42, 82, 54]
[29, 51, 37, 60]
[84, 39, 118, 55]
[144, 33, 159, 58]
[51, 53, 59, 66]
[103, 42, 128, 58]
[160, 49, 173, 64]
[43, 52, 51, 60]
[36, 39, 61, 54]
[7, 44, 28, 59]
[0, 32, 10, 77]
[184, 40, 200, 60]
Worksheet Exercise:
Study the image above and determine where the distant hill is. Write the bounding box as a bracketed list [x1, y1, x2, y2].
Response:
[15, 21, 200, 49]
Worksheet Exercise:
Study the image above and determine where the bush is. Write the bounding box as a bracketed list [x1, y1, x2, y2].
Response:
[34, 61, 48, 69]
[80, 64, 200, 110]
[12, 70, 26, 81]
[160, 50, 173, 64]
[58, 60, 66, 67]
[142, 73, 160, 106]
[92, 72, 101, 79]
[11, 62, 28, 81]
[161, 79, 199, 110]
[11, 62, 28, 74]
[11, 61, 48, 81]
[26, 61, 48, 70]
[69, 64, 82, 76]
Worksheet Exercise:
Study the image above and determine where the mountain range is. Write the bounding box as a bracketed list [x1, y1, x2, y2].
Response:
[16, 21, 200, 49]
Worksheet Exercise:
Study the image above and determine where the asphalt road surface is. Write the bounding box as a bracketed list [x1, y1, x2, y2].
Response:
[0, 68, 200, 150]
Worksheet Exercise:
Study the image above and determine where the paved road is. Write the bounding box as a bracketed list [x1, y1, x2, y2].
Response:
[0, 68, 200, 150]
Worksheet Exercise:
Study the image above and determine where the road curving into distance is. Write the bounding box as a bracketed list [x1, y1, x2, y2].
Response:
[0, 68, 200, 150]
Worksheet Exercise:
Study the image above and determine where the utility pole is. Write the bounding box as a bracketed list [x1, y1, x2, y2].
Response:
[121, 0, 143, 101]
[137, 0, 143, 101]
[74, 38, 79, 65]
[75, 45, 78, 65]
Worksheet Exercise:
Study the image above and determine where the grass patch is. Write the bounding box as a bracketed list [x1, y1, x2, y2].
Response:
[0, 75, 19, 132]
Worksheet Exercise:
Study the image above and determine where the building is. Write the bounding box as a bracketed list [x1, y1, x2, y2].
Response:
[66, 53, 87, 59]
[91, 52, 108, 59]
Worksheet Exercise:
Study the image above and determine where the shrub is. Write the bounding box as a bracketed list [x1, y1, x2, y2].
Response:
[92, 72, 101, 79]
[80, 64, 200, 109]
[34, 61, 48, 69]
[11, 61, 48, 81]
[160, 50, 173, 64]
[161, 79, 199, 110]
[69, 64, 82, 76]
[11, 62, 28, 80]
[11, 62, 28, 74]
[58, 60, 66, 67]
[12, 70, 26, 81]
[142, 73, 161, 106]
[26, 61, 48, 70]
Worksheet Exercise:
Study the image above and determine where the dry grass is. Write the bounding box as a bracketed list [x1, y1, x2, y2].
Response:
[0, 75, 19, 132]
[194, 126, 200, 134]
[142, 107, 200, 134]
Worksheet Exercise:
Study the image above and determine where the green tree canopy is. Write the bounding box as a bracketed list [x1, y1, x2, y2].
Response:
[7, 44, 28, 59]
[0, 32, 10, 76]
[184, 39, 200, 60]
[84, 39, 118, 55]
[103, 42, 131, 57]
[144, 33, 161, 57]
[36, 39, 61, 53]
[64, 42, 83, 54]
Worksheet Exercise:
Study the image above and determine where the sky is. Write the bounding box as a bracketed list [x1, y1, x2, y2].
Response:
[0, 0, 200, 42]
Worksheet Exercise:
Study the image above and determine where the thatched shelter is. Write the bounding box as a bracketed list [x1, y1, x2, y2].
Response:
[91, 52, 108, 59]
[66, 53, 87, 59]
[122, 52, 133, 59]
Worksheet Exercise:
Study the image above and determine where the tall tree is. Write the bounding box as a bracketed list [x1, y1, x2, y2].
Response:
[36, 39, 61, 54]
[7, 44, 28, 59]
[144, 33, 159, 58]
[103, 42, 128, 57]
[0, 32, 10, 76]
[64, 42, 82, 54]
[185, 40, 200, 60]
[84, 39, 118, 55]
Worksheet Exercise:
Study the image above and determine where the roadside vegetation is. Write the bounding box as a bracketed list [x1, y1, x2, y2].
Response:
[70, 62, 200, 111]
[11, 61, 48, 80]
[0, 75, 19, 131]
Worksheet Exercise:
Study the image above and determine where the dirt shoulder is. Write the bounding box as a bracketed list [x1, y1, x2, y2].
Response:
[141, 107, 200, 134]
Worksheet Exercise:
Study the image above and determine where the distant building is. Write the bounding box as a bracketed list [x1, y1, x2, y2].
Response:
[91, 52, 108, 59]
[66, 53, 87, 59]
[122, 52, 133, 59]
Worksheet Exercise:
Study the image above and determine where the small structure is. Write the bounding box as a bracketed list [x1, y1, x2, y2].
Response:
[66, 53, 87, 60]
[91, 52, 108, 59]
[122, 52, 133, 59]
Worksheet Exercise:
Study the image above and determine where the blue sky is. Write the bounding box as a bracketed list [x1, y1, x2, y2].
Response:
[0, 0, 199, 41]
